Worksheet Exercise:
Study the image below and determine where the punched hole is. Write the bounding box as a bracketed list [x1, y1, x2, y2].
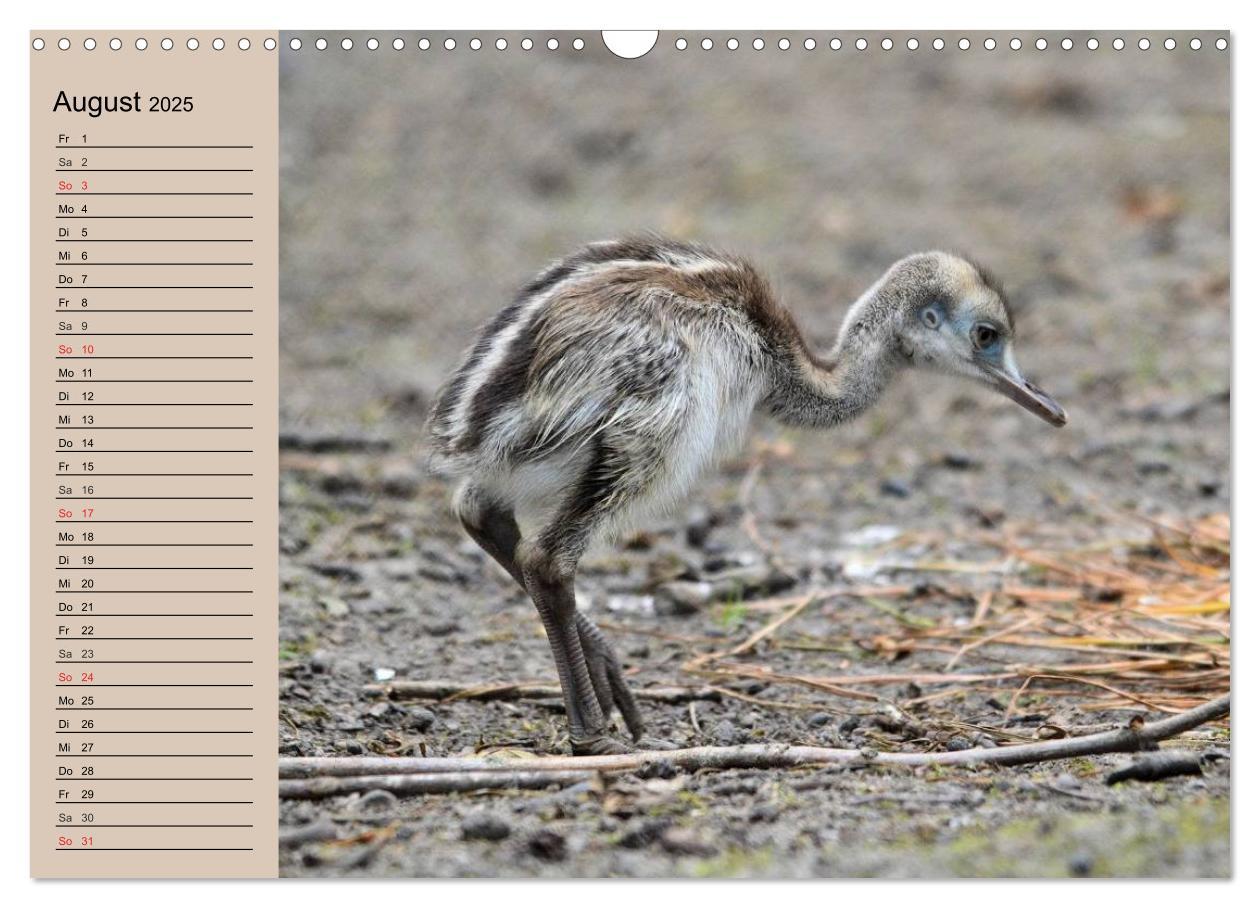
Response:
[602, 31, 657, 58]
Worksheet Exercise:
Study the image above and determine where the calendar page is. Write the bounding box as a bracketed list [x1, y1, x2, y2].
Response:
[28, 27, 1232, 881]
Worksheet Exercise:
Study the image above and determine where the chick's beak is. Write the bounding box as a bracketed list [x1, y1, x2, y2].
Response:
[980, 360, 1068, 427]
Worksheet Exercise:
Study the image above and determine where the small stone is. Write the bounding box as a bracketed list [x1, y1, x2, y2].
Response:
[627, 643, 651, 659]
[872, 714, 905, 734]
[406, 707, 437, 732]
[654, 581, 714, 616]
[310, 563, 363, 582]
[356, 789, 398, 813]
[342, 739, 364, 755]
[618, 819, 667, 849]
[526, 829, 568, 862]
[708, 563, 796, 598]
[636, 758, 677, 780]
[308, 650, 332, 673]
[1068, 851, 1094, 877]
[712, 718, 743, 746]
[941, 451, 980, 470]
[424, 619, 460, 637]
[1054, 772, 1081, 790]
[879, 478, 913, 499]
[373, 667, 396, 682]
[945, 735, 972, 752]
[684, 508, 716, 549]
[606, 595, 656, 616]
[461, 812, 512, 841]
[748, 804, 780, 823]
[659, 827, 719, 857]
[807, 712, 832, 727]
[836, 716, 861, 734]
[320, 596, 350, 618]
[842, 524, 902, 547]
[647, 552, 702, 586]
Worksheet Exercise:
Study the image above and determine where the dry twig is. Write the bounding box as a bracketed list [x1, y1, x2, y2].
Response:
[279, 694, 1228, 798]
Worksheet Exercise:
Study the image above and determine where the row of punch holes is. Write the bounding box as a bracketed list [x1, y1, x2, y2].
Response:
[32, 34, 1228, 54]
[281, 34, 1229, 53]
[32, 36, 277, 51]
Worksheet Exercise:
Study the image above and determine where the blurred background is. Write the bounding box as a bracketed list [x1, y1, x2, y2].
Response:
[280, 31, 1228, 524]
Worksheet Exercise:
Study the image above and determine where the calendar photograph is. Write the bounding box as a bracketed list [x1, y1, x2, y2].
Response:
[272, 32, 1230, 878]
[26, 23, 1233, 885]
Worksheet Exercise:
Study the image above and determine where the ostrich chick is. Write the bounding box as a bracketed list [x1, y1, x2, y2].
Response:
[426, 237, 1066, 755]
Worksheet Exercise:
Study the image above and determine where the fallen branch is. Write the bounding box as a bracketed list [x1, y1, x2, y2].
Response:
[278, 693, 1228, 795]
[280, 769, 595, 800]
[1105, 750, 1225, 785]
[368, 680, 722, 704]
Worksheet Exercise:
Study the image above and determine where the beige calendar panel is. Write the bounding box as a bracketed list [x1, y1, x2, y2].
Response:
[31, 31, 279, 879]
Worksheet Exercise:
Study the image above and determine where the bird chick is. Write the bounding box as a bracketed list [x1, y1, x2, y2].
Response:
[427, 237, 1065, 754]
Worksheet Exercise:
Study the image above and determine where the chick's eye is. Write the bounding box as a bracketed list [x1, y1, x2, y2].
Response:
[921, 307, 941, 329]
[973, 324, 999, 349]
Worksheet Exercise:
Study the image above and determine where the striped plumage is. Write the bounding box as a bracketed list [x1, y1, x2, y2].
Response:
[426, 236, 1064, 754]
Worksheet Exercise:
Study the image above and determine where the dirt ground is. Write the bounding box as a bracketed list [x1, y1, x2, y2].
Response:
[275, 32, 1231, 877]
